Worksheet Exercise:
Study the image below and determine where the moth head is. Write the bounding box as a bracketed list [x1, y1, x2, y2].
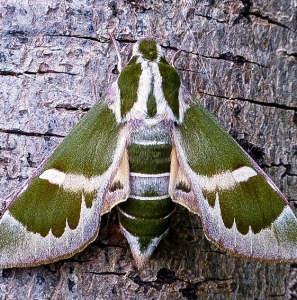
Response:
[132, 39, 163, 62]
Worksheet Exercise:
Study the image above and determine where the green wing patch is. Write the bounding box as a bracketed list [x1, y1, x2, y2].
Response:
[177, 101, 285, 235]
[179, 104, 249, 176]
[10, 180, 84, 237]
[46, 100, 120, 177]
[9, 101, 121, 237]
[218, 176, 284, 234]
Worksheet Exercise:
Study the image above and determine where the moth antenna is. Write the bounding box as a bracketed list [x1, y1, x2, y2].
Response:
[110, 33, 122, 72]
[170, 49, 182, 66]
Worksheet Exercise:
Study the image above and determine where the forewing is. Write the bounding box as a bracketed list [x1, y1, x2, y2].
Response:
[170, 99, 297, 261]
[0, 98, 130, 268]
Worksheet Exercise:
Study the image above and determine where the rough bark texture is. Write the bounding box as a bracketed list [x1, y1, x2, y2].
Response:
[0, 0, 296, 299]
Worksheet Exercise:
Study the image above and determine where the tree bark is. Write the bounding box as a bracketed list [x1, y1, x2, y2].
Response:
[0, 0, 296, 299]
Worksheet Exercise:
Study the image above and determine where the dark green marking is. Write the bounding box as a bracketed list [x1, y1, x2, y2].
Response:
[9, 101, 121, 236]
[176, 181, 191, 193]
[109, 180, 124, 192]
[128, 143, 172, 174]
[118, 210, 172, 237]
[118, 56, 142, 118]
[158, 57, 180, 119]
[138, 40, 158, 61]
[179, 104, 253, 176]
[118, 197, 175, 219]
[44, 103, 119, 177]
[119, 134, 174, 255]
[179, 102, 286, 234]
[202, 190, 216, 207]
[10, 180, 82, 237]
[141, 187, 159, 197]
[219, 175, 284, 235]
[84, 191, 96, 208]
[118, 196, 175, 252]
[118, 192, 174, 253]
[147, 82, 157, 117]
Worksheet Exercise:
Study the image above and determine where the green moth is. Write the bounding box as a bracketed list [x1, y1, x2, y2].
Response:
[1, 39, 297, 268]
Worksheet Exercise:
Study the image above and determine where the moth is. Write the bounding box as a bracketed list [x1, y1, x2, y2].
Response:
[1, 38, 297, 269]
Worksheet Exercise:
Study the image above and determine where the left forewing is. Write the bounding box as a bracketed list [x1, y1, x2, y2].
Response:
[170, 101, 297, 262]
[0, 100, 130, 268]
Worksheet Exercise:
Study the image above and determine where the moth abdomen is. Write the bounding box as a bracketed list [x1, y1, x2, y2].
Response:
[117, 130, 175, 266]
[117, 195, 174, 246]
